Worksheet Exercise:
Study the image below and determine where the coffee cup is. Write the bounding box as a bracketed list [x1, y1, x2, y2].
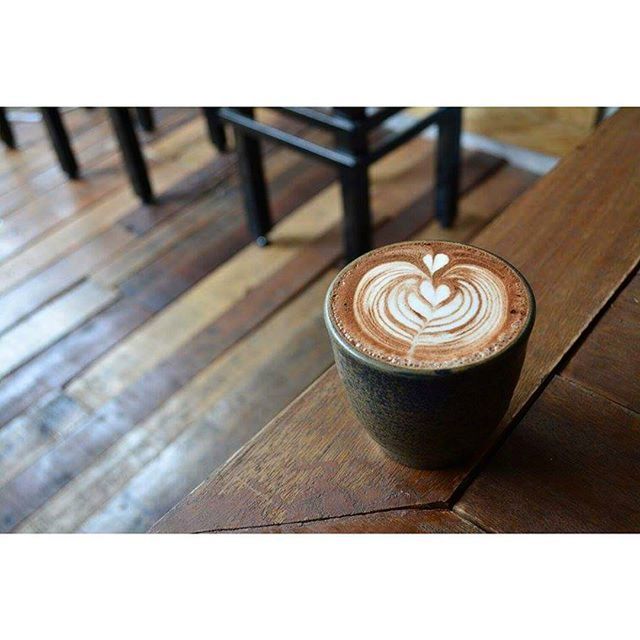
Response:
[324, 240, 535, 469]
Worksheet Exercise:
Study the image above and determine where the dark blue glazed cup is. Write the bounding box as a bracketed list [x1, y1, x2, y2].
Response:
[324, 245, 536, 469]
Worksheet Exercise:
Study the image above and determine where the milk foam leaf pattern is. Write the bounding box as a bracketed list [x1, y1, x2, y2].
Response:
[354, 251, 510, 362]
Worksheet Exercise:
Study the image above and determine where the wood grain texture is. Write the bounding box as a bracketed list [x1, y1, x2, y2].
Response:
[0, 108, 111, 191]
[0, 297, 152, 429]
[454, 376, 640, 532]
[228, 509, 483, 534]
[0, 135, 329, 338]
[0, 114, 312, 432]
[23, 273, 335, 532]
[562, 272, 640, 414]
[0, 280, 117, 379]
[152, 108, 640, 534]
[92, 153, 302, 287]
[67, 182, 345, 409]
[149, 367, 456, 533]
[0, 392, 87, 483]
[117, 158, 335, 313]
[0, 166, 335, 530]
[0, 225, 134, 334]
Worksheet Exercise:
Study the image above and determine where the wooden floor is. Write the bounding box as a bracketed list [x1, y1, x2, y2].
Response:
[0, 108, 538, 532]
[410, 107, 601, 157]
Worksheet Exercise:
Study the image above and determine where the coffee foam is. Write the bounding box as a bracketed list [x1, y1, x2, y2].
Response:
[328, 241, 532, 370]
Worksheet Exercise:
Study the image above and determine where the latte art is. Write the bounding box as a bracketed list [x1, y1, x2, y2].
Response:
[328, 242, 532, 369]
[355, 253, 508, 356]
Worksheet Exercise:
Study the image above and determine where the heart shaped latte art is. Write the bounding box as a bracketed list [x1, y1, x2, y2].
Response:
[422, 252, 449, 274]
[353, 252, 509, 358]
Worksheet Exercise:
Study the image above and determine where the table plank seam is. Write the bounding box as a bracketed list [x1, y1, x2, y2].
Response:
[557, 374, 640, 420]
[188, 505, 486, 534]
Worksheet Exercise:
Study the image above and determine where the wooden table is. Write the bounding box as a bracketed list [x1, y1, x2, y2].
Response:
[151, 109, 640, 534]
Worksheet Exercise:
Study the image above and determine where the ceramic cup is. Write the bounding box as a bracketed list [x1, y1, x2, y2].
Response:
[324, 242, 536, 469]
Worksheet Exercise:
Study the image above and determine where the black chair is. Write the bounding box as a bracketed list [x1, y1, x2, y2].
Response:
[41, 107, 80, 179]
[1, 107, 80, 179]
[1, 107, 157, 202]
[105, 107, 227, 204]
[0, 107, 17, 149]
[217, 107, 462, 261]
[107, 107, 153, 203]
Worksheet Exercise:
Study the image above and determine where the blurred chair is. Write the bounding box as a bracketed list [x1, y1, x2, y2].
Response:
[107, 107, 153, 203]
[1, 107, 155, 201]
[1, 107, 80, 178]
[218, 107, 462, 261]
[41, 107, 80, 179]
[135, 107, 155, 132]
[1, 107, 228, 205]
[104, 107, 228, 204]
[0, 107, 17, 149]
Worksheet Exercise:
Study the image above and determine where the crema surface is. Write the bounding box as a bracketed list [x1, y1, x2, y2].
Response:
[328, 241, 532, 369]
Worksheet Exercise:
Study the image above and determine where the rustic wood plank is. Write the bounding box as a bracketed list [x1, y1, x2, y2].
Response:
[0, 280, 117, 379]
[117, 156, 335, 312]
[0, 225, 134, 334]
[225, 509, 483, 534]
[562, 272, 640, 414]
[0, 131, 326, 337]
[0, 392, 88, 483]
[454, 376, 640, 532]
[0, 125, 214, 293]
[92, 136, 310, 288]
[152, 108, 640, 533]
[20, 272, 335, 532]
[67, 186, 343, 409]
[67, 137, 448, 410]
[150, 367, 454, 534]
[413, 165, 537, 242]
[0, 137, 351, 525]
[0, 297, 152, 429]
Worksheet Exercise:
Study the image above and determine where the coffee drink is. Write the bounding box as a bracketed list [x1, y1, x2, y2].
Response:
[328, 241, 531, 370]
[324, 241, 535, 469]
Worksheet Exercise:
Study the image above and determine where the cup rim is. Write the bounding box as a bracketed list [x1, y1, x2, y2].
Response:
[324, 240, 536, 377]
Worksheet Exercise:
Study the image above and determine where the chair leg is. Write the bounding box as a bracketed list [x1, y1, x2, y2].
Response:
[435, 107, 462, 228]
[41, 108, 79, 179]
[135, 107, 155, 132]
[108, 107, 154, 204]
[339, 163, 372, 262]
[335, 108, 372, 262]
[234, 108, 271, 246]
[202, 107, 227, 152]
[0, 108, 17, 149]
[594, 107, 607, 127]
